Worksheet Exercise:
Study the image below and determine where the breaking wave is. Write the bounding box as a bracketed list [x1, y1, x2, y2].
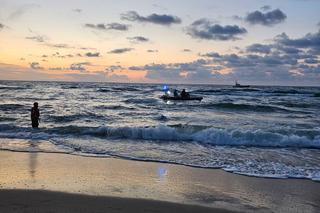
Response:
[0, 124, 319, 148]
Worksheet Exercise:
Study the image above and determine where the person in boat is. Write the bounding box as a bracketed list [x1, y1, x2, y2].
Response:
[31, 102, 40, 128]
[180, 89, 190, 99]
[173, 89, 179, 97]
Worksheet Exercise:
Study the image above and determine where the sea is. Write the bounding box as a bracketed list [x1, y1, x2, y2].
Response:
[0, 80, 319, 180]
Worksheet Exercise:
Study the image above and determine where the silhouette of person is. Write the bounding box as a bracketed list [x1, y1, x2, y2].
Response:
[31, 102, 40, 128]
[173, 89, 179, 97]
[180, 89, 187, 98]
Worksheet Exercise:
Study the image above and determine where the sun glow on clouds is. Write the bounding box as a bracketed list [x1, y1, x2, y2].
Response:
[0, 0, 319, 85]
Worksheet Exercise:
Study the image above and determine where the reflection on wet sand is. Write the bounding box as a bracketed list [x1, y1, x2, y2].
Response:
[28, 141, 38, 179]
[0, 151, 319, 213]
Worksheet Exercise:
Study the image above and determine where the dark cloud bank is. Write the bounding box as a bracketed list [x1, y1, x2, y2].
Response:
[187, 19, 247, 41]
[129, 30, 320, 85]
[245, 9, 287, 26]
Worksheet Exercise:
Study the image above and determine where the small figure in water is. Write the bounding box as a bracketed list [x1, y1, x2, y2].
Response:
[180, 89, 190, 99]
[31, 102, 40, 128]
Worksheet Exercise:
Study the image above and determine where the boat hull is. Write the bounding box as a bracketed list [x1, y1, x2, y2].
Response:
[160, 95, 203, 101]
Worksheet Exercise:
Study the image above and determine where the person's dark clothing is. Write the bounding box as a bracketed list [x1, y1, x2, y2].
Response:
[31, 107, 40, 128]
[174, 90, 179, 97]
[180, 89, 187, 98]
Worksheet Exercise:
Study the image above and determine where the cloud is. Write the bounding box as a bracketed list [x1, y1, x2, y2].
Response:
[121, 11, 181, 25]
[0, 63, 60, 81]
[200, 52, 221, 58]
[0, 63, 129, 82]
[275, 31, 320, 54]
[25, 33, 72, 48]
[0, 23, 4, 30]
[232, 15, 243, 21]
[29, 62, 43, 70]
[127, 36, 149, 43]
[187, 19, 247, 41]
[105, 65, 124, 73]
[304, 58, 319, 64]
[84, 23, 129, 31]
[129, 59, 219, 83]
[198, 41, 319, 84]
[73, 9, 82, 13]
[8, 4, 40, 20]
[245, 9, 287, 26]
[246, 43, 272, 54]
[85, 52, 100, 57]
[50, 52, 76, 58]
[65, 71, 129, 82]
[25, 33, 94, 50]
[275, 31, 320, 48]
[49, 67, 63, 71]
[25, 35, 47, 43]
[147, 49, 158, 53]
[182, 49, 192, 52]
[261, 5, 271, 11]
[69, 62, 91, 72]
[276, 46, 301, 54]
[108, 48, 134, 54]
[46, 43, 73, 49]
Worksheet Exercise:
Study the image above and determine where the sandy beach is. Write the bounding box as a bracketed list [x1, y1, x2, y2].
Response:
[0, 189, 234, 213]
[0, 151, 319, 213]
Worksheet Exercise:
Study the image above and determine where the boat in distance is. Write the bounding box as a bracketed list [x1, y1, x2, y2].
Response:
[233, 81, 250, 88]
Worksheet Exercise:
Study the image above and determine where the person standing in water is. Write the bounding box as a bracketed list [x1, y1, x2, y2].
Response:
[31, 102, 40, 128]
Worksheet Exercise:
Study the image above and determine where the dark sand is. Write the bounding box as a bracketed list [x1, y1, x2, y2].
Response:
[0, 151, 319, 213]
[0, 189, 234, 213]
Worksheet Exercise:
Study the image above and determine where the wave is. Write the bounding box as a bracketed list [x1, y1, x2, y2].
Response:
[97, 87, 141, 93]
[61, 86, 79, 89]
[274, 102, 316, 108]
[1, 124, 319, 148]
[97, 88, 113, 93]
[201, 102, 303, 113]
[94, 105, 135, 110]
[0, 117, 16, 122]
[266, 89, 315, 95]
[0, 104, 28, 112]
[0, 85, 29, 90]
[112, 87, 141, 92]
[192, 89, 222, 93]
[47, 112, 106, 123]
[124, 98, 158, 104]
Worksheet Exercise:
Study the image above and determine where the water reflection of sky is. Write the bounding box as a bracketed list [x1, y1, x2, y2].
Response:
[157, 167, 167, 183]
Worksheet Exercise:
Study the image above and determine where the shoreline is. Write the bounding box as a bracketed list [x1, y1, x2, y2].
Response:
[0, 150, 319, 212]
[2, 147, 320, 182]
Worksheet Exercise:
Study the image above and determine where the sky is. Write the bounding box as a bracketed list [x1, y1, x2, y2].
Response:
[0, 0, 319, 85]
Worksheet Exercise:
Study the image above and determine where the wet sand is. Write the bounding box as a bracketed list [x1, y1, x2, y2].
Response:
[0, 151, 319, 213]
[0, 189, 234, 213]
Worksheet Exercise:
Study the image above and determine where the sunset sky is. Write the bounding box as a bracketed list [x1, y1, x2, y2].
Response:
[0, 0, 319, 85]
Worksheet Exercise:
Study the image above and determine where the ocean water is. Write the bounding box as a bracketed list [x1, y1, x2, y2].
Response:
[0, 80, 320, 180]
